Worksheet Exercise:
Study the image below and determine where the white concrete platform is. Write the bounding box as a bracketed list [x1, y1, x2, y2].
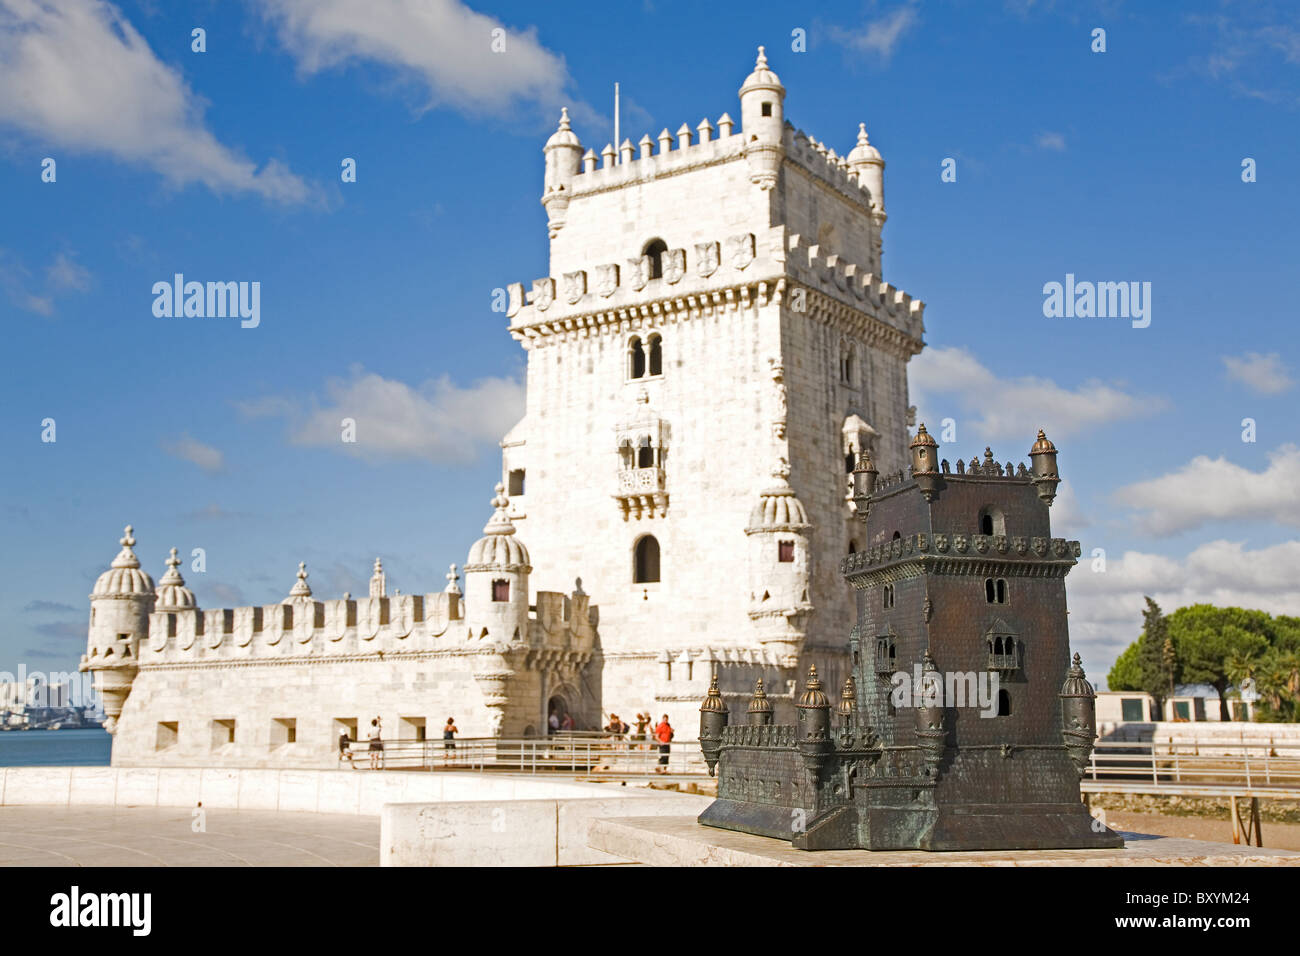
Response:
[588, 816, 1300, 866]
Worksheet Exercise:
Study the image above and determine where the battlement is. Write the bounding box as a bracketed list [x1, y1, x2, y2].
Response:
[567, 114, 745, 194]
[721, 723, 797, 748]
[559, 118, 875, 208]
[784, 126, 877, 209]
[783, 232, 925, 334]
[502, 225, 925, 344]
[140, 588, 596, 666]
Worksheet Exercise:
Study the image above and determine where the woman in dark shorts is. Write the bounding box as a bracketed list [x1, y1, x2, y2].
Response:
[443, 717, 458, 762]
[368, 717, 383, 769]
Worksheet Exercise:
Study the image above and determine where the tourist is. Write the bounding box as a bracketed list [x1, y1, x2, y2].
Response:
[654, 714, 674, 773]
[634, 712, 652, 750]
[338, 729, 353, 766]
[561, 712, 574, 733]
[368, 718, 383, 770]
[548, 710, 560, 736]
[604, 713, 629, 751]
[443, 717, 458, 762]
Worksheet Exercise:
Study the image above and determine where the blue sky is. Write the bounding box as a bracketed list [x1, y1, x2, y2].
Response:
[2, 0, 1298, 687]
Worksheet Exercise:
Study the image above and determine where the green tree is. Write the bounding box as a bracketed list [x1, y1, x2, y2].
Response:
[1254, 649, 1300, 722]
[1136, 597, 1174, 718]
[1107, 643, 1142, 691]
[1167, 605, 1271, 720]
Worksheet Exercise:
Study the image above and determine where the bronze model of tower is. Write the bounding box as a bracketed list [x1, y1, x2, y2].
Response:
[699, 426, 1123, 851]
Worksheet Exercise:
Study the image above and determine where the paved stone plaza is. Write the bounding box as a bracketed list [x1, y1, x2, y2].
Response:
[0, 807, 379, 867]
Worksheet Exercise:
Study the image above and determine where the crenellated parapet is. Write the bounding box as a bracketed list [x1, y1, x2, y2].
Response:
[782, 232, 925, 345]
[142, 590, 465, 665]
[502, 226, 925, 360]
[566, 112, 745, 196]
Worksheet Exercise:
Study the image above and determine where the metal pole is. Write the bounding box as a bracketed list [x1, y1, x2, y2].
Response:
[614, 82, 620, 164]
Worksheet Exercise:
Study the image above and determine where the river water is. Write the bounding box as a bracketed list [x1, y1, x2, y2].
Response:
[0, 728, 111, 766]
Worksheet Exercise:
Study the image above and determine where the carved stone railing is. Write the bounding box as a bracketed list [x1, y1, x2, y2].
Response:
[618, 467, 665, 493]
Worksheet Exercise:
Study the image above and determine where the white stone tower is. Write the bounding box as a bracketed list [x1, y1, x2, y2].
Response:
[82, 526, 155, 732]
[497, 48, 926, 733]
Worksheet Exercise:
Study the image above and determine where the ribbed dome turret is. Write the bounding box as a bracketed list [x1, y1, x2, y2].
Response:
[746, 462, 811, 533]
[91, 526, 156, 597]
[1060, 653, 1095, 699]
[465, 484, 532, 570]
[847, 123, 882, 166]
[545, 107, 581, 150]
[739, 45, 784, 96]
[154, 547, 197, 609]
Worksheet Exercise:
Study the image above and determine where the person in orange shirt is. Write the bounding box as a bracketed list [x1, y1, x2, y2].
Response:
[653, 715, 674, 773]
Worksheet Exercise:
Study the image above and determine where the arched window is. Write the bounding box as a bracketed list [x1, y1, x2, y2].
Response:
[629, 337, 646, 379]
[634, 535, 660, 583]
[985, 578, 1008, 605]
[997, 689, 1012, 717]
[637, 436, 654, 468]
[840, 343, 855, 384]
[845, 449, 856, 474]
[647, 334, 662, 376]
[642, 239, 667, 279]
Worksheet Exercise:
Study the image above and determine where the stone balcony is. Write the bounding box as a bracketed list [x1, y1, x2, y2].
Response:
[614, 467, 668, 520]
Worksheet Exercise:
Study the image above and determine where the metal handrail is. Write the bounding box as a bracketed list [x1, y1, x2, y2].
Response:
[338, 733, 708, 776]
[1084, 740, 1300, 788]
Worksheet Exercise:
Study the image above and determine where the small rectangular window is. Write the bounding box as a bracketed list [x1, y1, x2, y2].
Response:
[156, 721, 179, 750]
[508, 469, 526, 496]
[272, 718, 297, 746]
[492, 580, 510, 602]
[778, 541, 795, 562]
[1120, 698, 1145, 722]
[211, 718, 236, 748]
[761, 102, 772, 116]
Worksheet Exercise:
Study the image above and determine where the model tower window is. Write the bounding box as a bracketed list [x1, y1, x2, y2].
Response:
[984, 578, 1007, 604]
[634, 535, 660, 583]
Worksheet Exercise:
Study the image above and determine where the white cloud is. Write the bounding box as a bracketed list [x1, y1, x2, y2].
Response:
[829, 5, 919, 62]
[240, 367, 524, 464]
[911, 345, 1163, 445]
[162, 434, 226, 474]
[1222, 351, 1295, 394]
[257, 0, 576, 118]
[1113, 444, 1300, 536]
[1066, 538, 1300, 685]
[1035, 131, 1066, 151]
[47, 252, 90, 291]
[0, 0, 308, 202]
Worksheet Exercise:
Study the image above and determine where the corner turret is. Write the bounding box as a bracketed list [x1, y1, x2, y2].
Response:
[541, 107, 583, 237]
[738, 46, 785, 189]
[82, 526, 155, 733]
[463, 483, 532, 642]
